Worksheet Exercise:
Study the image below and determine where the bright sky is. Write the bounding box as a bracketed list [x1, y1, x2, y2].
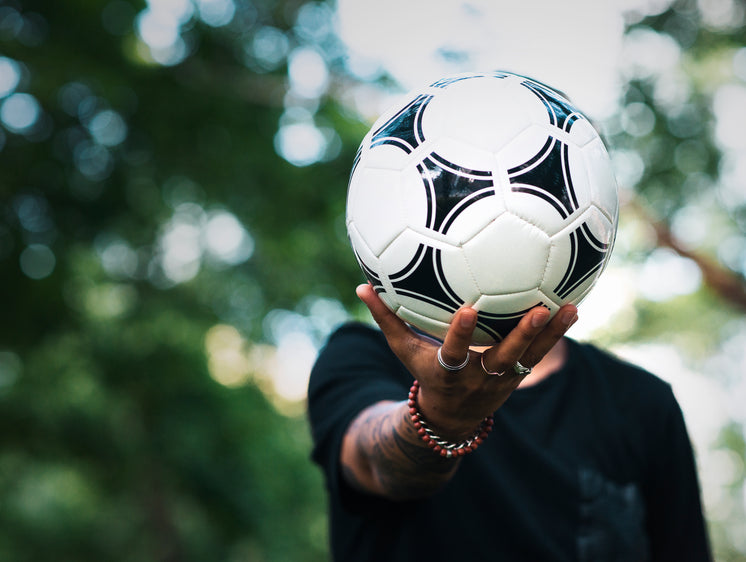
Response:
[336, 0, 628, 120]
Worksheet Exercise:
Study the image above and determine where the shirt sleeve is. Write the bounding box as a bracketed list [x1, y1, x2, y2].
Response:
[307, 322, 410, 507]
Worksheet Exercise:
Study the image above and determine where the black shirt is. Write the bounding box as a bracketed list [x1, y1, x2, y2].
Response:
[308, 322, 711, 561]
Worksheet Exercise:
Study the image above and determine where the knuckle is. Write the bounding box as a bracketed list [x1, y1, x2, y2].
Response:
[521, 354, 540, 369]
[514, 325, 537, 345]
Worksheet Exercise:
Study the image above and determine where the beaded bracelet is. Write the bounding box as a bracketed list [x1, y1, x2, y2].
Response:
[407, 380, 494, 458]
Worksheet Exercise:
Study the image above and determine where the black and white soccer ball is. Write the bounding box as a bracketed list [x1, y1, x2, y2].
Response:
[346, 71, 619, 345]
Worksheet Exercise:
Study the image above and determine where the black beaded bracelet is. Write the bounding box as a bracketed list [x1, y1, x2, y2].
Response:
[407, 380, 494, 458]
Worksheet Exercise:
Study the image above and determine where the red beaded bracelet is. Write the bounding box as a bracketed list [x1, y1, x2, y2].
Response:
[407, 380, 494, 458]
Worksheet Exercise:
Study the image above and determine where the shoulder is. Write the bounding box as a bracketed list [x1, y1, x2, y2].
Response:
[312, 321, 396, 374]
[308, 321, 409, 405]
[568, 339, 677, 412]
[319, 321, 387, 351]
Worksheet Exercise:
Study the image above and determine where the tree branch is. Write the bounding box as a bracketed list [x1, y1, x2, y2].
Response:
[629, 199, 746, 312]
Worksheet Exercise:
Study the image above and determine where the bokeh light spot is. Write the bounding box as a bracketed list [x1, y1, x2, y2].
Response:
[88, 109, 128, 146]
[637, 247, 702, 301]
[0, 56, 21, 98]
[73, 141, 113, 181]
[245, 26, 288, 71]
[205, 324, 251, 387]
[196, 0, 235, 27]
[0, 350, 21, 389]
[19, 244, 56, 280]
[274, 121, 328, 167]
[287, 47, 329, 99]
[204, 211, 254, 265]
[621, 102, 656, 137]
[1, 92, 40, 133]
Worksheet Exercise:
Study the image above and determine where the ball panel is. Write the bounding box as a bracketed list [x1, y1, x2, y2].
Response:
[377, 287, 401, 314]
[384, 238, 476, 313]
[583, 138, 619, 223]
[519, 77, 583, 133]
[580, 205, 615, 247]
[506, 134, 578, 220]
[423, 76, 544, 156]
[347, 223, 382, 284]
[564, 117, 599, 148]
[397, 305, 451, 342]
[427, 137, 497, 177]
[416, 153, 495, 236]
[461, 214, 550, 294]
[496, 124, 553, 172]
[544, 209, 613, 302]
[563, 141, 592, 214]
[347, 166, 413, 256]
[378, 228, 433, 282]
[438, 190, 503, 245]
[504, 188, 574, 238]
[363, 142, 416, 172]
[370, 93, 433, 155]
[473, 289, 557, 342]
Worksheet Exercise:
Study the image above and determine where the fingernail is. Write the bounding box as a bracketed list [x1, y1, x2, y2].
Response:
[561, 311, 578, 326]
[460, 308, 477, 329]
[532, 309, 550, 328]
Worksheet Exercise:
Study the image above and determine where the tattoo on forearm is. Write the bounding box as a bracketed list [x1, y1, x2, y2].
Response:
[346, 401, 460, 499]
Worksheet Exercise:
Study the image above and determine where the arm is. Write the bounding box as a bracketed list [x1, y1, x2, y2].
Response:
[340, 284, 578, 500]
[341, 400, 459, 500]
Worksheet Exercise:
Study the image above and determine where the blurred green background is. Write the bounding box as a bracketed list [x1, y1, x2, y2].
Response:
[1, 0, 746, 560]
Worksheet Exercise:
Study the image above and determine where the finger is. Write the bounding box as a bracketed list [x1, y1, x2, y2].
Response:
[356, 283, 415, 345]
[439, 307, 478, 369]
[481, 306, 551, 373]
[520, 304, 578, 365]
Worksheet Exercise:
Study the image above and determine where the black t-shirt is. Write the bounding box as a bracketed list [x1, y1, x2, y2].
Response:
[308, 322, 712, 562]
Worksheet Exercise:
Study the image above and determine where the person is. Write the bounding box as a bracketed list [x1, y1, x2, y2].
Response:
[308, 283, 712, 561]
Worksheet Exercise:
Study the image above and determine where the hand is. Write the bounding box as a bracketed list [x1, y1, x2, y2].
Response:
[356, 283, 578, 439]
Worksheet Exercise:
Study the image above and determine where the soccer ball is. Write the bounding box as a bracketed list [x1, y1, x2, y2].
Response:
[346, 71, 618, 345]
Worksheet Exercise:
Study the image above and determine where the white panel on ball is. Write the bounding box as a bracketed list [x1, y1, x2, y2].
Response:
[431, 241, 481, 304]
[396, 305, 451, 342]
[423, 78, 541, 156]
[475, 289, 557, 315]
[584, 139, 619, 224]
[505, 188, 576, 238]
[437, 189, 502, 246]
[363, 142, 414, 171]
[377, 228, 434, 279]
[427, 136, 497, 178]
[565, 141, 593, 213]
[580, 205, 615, 247]
[347, 223, 380, 274]
[564, 117, 598, 148]
[544, 207, 614, 303]
[347, 166, 409, 256]
[461, 214, 550, 295]
[496, 124, 555, 172]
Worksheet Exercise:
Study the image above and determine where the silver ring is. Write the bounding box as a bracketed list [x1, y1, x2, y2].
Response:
[513, 361, 532, 376]
[480, 354, 505, 376]
[437, 347, 470, 372]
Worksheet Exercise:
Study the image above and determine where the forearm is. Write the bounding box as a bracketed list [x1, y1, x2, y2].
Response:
[340, 400, 461, 500]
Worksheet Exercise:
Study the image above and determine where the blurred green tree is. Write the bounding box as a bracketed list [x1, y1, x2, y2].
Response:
[0, 0, 357, 560]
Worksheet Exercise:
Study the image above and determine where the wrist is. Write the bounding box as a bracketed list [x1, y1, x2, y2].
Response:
[415, 382, 490, 440]
[408, 380, 493, 458]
